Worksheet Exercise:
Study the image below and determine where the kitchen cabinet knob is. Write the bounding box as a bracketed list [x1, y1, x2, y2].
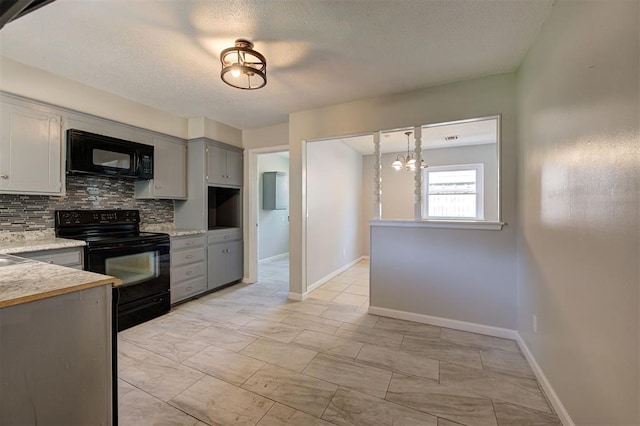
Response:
[155, 185, 161, 189]
[0, 174, 8, 179]
[185, 255, 194, 259]
[185, 241, 193, 246]
[186, 271, 192, 276]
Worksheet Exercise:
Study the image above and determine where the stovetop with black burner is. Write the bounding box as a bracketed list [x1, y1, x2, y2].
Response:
[55, 209, 168, 246]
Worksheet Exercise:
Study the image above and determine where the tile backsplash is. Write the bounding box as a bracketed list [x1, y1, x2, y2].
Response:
[0, 175, 173, 232]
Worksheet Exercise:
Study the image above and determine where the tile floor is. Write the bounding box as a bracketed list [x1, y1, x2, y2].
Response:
[118, 257, 561, 426]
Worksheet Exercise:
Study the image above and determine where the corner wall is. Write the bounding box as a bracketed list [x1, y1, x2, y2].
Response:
[517, 0, 640, 423]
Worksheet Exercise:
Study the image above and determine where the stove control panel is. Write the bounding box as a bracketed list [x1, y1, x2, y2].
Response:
[56, 210, 140, 226]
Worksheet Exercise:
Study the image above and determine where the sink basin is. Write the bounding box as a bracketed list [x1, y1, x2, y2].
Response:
[0, 255, 29, 267]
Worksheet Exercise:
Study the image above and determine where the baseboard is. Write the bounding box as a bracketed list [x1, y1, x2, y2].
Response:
[306, 256, 366, 293]
[287, 292, 308, 301]
[362, 255, 370, 260]
[367, 306, 518, 340]
[516, 333, 575, 426]
[258, 252, 289, 264]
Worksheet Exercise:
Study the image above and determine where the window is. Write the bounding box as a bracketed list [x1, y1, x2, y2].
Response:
[423, 164, 484, 219]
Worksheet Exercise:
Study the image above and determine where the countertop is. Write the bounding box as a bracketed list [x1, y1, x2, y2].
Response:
[140, 223, 206, 237]
[0, 255, 122, 309]
[0, 238, 86, 255]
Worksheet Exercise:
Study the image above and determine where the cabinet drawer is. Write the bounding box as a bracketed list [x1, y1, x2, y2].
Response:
[207, 228, 241, 244]
[171, 247, 205, 266]
[171, 276, 206, 304]
[20, 248, 83, 267]
[171, 235, 205, 251]
[171, 261, 205, 284]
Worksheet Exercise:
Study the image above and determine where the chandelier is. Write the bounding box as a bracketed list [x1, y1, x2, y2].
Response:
[391, 131, 427, 171]
[220, 39, 267, 90]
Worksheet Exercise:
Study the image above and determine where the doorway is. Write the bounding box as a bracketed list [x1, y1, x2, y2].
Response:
[244, 145, 289, 285]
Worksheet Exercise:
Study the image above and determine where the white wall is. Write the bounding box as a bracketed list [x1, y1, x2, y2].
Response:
[188, 117, 242, 147]
[517, 0, 639, 424]
[289, 73, 518, 327]
[243, 122, 289, 149]
[258, 153, 289, 261]
[0, 58, 188, 138]
[306, 139, 363, 287]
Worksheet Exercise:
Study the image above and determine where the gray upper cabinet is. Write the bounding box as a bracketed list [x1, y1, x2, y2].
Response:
[263, 171, 288, 210]
[0, 99, 63, 195]
[135, 135, 187, 199]
[207, 144, 242, 187]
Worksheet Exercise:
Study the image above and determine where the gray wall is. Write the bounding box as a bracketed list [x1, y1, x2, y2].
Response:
[517, 0, 639, 424]
[306, 139, 363, 286]
[258, 153, 289, 261]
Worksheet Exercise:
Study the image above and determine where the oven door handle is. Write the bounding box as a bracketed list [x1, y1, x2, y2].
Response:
[88, 241, 169, 252]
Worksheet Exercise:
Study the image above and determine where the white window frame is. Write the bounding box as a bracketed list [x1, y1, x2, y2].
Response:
[422, 163, 484, 220]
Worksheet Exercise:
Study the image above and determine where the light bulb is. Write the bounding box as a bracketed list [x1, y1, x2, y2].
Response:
[231, 65, 241, 78]
[392, 160, 403, 171]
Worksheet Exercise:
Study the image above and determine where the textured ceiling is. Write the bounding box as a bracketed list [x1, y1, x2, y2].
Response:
[0, 0, 553, 129]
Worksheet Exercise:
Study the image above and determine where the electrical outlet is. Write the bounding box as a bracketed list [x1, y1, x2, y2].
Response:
[533, 315, 538, 333]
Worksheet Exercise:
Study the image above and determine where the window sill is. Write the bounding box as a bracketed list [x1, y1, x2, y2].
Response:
[369, 219, 505, 231]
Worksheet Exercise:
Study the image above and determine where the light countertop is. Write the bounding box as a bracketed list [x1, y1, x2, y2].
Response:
[0, 238, 86, 255]
[0, 255, 122, 309]
[140, 223, 205, 237]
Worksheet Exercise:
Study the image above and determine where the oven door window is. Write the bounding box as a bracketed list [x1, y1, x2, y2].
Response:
[93, 149, 132, 170]
[105, 251, 158, 285]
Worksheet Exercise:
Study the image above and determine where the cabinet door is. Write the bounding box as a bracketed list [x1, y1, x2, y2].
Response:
[0, 103, 62, 194]
[207, 145, 227, 185]
[151, 137, 187, 198]
[226, 240, 243, 283]
[207, 242, 229, 290]
[225, 150, 243, 186]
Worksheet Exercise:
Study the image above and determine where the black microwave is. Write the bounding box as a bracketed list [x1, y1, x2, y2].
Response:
[66, 129, 154, 179]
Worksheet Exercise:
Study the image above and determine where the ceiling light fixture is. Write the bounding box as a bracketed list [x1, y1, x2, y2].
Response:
[220, 39, 267, 90]
[391, 131, 427, 172]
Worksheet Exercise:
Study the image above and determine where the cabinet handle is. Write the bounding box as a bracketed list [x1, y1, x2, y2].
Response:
[186, 286, 193, 291]
[185, 271, 193, 276]
[155, 185, 161, 189]
[185, 254, 194, 259]
[0, 174, 8, 179]
[185, 241, 193, 246]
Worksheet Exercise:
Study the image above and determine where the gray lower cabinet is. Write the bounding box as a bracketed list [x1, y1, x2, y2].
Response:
[170, 234, 206, 304]
[0, 285, 113, 425]
[207, 229, 242, 291]
[17, 247, 84, 269]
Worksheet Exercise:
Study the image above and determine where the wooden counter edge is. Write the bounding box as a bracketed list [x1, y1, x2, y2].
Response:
[0, 277, 124, 309]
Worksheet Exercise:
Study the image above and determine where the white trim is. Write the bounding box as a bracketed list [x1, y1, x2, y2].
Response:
[287, 292, 307, 301]
[423, 163, 485, 220]
[258, 252, 289, 264]
[369, 219, 504, 231]
[307, 256, 366, 293]
[367, 306, 517, 340]
[361, 255, 370, 260]
[516, 333, 575, 426]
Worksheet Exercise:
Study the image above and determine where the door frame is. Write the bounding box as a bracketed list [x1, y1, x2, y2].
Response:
[243, 144, 290, 283]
